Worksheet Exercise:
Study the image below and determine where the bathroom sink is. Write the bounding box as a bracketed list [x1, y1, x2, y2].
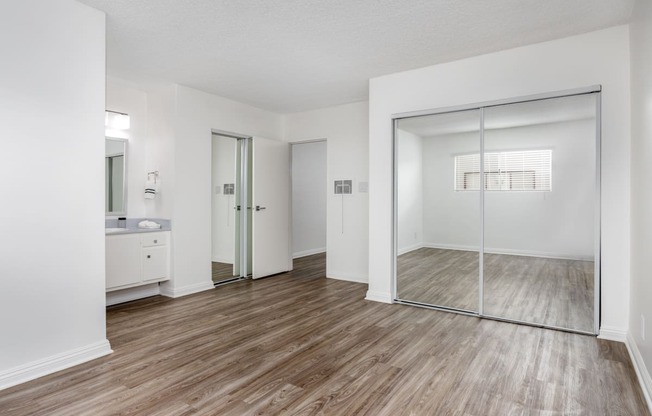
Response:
[105, 227, 127, 233]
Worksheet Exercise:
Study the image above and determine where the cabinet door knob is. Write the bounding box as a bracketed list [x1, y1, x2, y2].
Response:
[147, 255, 151, 259]
[154, 240, 158, 243]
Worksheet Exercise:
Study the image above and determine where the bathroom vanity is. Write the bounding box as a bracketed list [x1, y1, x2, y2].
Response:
[105, 230, 170, 291]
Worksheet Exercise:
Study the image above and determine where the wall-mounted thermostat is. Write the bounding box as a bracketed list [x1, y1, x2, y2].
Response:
[334, 180, 352, 194]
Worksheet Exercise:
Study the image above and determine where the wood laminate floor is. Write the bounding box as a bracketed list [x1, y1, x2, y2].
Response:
[398, 248, 594, 332]
[212, 261, 234, 283]
[1, 253, 648, 415]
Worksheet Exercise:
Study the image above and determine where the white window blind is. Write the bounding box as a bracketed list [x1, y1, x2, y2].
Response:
[454, 150, 552, 191]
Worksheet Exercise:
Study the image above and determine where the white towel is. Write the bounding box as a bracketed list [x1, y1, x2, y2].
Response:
[138, 220, 161, 229]
[145, 181, 158, 200]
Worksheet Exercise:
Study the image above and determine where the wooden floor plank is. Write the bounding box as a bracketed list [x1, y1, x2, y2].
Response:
[0, 253, 648, 415]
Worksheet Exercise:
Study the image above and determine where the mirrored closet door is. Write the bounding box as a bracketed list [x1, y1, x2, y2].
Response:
[395, 109, 481, 312]
[212, 133, 253, 284]
[394, 89, 600, 334]
[482, 94, 598, 333]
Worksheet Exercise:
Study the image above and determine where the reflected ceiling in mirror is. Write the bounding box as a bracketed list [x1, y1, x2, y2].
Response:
[398, 94, 595, 138]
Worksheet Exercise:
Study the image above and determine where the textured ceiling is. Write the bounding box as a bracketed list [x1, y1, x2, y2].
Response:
[78, 0, 634, 113]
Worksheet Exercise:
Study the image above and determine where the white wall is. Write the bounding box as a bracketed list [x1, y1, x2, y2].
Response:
[144, 85, 177, 221]
[629, 0, 652, 404]
[414, 119, 595, 260]
[163, 85, 283, 297]
[105, 77, 149, 218]
[291, 141, 327, 258]
[0, 0, 110, 389]
[284, 101, 370, 283]
[369, 26, 632, 335]
[396, 130, 424, 254]
[211, 135, 237, 263]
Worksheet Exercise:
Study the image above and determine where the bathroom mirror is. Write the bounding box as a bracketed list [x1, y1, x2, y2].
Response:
[106, 138, 128, 216]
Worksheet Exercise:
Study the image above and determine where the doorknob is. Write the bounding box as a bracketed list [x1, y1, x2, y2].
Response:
[255, 205, 266, 211]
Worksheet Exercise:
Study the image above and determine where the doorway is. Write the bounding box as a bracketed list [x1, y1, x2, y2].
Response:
[394, 88, 601, 334]
[211, 130, 292, 284]
[291, 140, 327, 263]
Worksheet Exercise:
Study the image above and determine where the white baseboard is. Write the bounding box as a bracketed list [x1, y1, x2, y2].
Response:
[422, 243, 478, 253]
[365, 290, 393, 304]
[626, 332, 652, 413]
[293, 247, 326, 259]
[0, 339, 112, 391]
[397, 243, 423, 256]
[326, 271, 368, 284]
[106, 284, 160, 306]
[159, 281, 214, 298]
[211, 257, 233, 264]
[598, 326, 628, 342]
[423, 243, 593, 261]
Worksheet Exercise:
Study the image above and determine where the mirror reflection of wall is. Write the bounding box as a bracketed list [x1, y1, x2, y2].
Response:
[395, 91, 599, 334]
[105, 138, 127, 215]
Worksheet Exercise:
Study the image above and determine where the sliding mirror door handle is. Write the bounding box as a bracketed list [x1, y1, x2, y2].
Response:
[255, 205, 266, 211]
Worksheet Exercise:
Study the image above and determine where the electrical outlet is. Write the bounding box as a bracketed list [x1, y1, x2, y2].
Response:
[642, 315, 646, 341]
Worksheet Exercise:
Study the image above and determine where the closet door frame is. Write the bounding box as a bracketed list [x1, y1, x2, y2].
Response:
[391, 85, 601, 335]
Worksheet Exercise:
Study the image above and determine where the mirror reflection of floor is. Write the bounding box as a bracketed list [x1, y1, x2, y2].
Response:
[397, 248, 594, 332]
[212, 261, 235, 283]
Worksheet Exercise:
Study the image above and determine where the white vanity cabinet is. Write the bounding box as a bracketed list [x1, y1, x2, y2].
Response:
[106, 231, 170, 291]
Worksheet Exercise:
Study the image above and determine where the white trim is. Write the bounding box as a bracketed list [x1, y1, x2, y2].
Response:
[289, 138, 327, 145]
[626, 332, 652, 413]
[397, 243, 423, 256]
[365, 290, 393, 304]
[392, 85, 601, 119]
[211, 256, 234, 264]
[0, 340, 112, 391]
[159, 281, 214, 298]
[327, 271, 368, 284]
[293, 247, 326, 259]
[422, 243, 593, 262]
[597, 326, 628, 342]
[106, 284, 160, 306]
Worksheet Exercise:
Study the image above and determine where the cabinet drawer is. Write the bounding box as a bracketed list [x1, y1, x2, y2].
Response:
[142, 232, 168, 247]
[143, 246, 169, 282]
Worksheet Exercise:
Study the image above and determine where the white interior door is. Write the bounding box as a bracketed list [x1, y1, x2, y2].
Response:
[252, 137, 291, 278]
